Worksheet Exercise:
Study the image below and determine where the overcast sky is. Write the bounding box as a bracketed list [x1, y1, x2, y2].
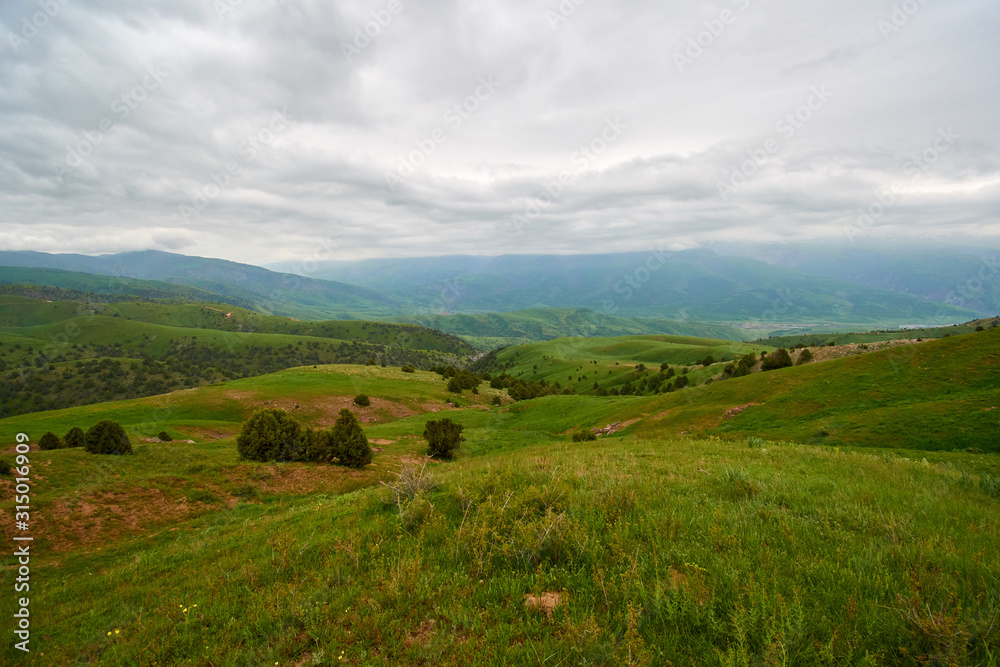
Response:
[1, 0, 998, 265]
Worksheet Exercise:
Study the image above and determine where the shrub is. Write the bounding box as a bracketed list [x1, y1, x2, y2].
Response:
[401, 365, 416, 373]
[572, 429, 596, 442]
[236, 408, 305, 462]
[332, 409, 371, 468]
[0, 459, 10, 476]
[796, 348, 813, 365]
[85, 420, 133, 455]
[39, 431, 63, 450]
[366, 358, 376, 366]
[492, 395, 502, 406]
[353, 394, 371, 407]
[158, 431, 172, 442]
[63, 426, 86, 449]
[424, 418, 463, 459]
[302, 429, 335, 462]
[447, 377, 463, 394]
[761, 348, 793, 371]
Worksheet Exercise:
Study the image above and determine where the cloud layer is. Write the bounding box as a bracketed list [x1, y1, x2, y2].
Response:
[1, 0, 998, 264]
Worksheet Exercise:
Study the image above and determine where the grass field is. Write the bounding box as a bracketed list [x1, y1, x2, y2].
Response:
[2, 330, 999, 665]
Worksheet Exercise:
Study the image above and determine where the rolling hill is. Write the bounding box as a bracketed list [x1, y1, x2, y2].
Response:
[1, 333, 998, 664]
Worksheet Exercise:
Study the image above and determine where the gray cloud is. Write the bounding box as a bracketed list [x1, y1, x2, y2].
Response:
[0, 0, 997, 264]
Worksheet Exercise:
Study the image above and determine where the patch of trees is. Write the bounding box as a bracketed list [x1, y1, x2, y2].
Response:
[236, 408, 371, 468]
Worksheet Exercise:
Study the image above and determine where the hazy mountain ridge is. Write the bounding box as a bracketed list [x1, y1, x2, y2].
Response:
[270, 249, 983, 324]
[0, 250, 404, 320]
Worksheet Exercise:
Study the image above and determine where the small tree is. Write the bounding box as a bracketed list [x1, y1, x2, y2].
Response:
[795, 348, 813, 365]
[63, 426, 86, 449]
[236, 408, 305, 462]
[424, 418, 463, 459]
[85, 420, 133, 455]
[353, 394, 371, 407]
[39, 431, 63, 450]
[401, 365, 416, 373]
[332, 409, 371, 468]
[447, 377, 463, 393]
[158, 431, 172, 442]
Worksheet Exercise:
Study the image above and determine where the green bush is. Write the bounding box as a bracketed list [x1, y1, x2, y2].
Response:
[424, 418, 464, 459]
[353, 394, 371, 407]
[447, 377, 463, 393]
[401, 365, 416, 373]
[572, 429, 597, 442]
[236, 408, 306, 462]
[302, 429, 335, 462]
[158, 431, 172, 442]
[0, 459, 10, 476]
[85, 420, 133, 455]
[795, 348, 813, 365]
[39, 431, 63, 450]
[761, 348, 793, 371]
[63, 426, 86, 449]
[332, 409, 371, 468]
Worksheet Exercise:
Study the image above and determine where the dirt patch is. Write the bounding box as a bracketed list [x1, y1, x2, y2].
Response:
[224, 463, 369, 495]
[34, 486, 202, 553]
[404, 619, 436, 648]
[592, 418, 641, 436]
[724, 403, 759, 420]
[370, 439, 397, 446]
[523, 592, 566, 618]
[651, 411, 671, 420]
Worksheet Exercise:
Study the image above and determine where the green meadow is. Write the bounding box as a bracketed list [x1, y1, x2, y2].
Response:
[1, 328, 999, 665]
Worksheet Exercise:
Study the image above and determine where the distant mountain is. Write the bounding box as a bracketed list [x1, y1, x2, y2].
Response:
[0, 250, 403, 320]
[709, 241, 1000, 315]
[269, 249, 981, 326]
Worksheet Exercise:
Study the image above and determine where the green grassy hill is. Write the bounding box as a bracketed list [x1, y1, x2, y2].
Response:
[386, 308, 750, 348]
[755, 318, 999, 348]
[487, 335, 774, 396]
[2, 353, 999, 664]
